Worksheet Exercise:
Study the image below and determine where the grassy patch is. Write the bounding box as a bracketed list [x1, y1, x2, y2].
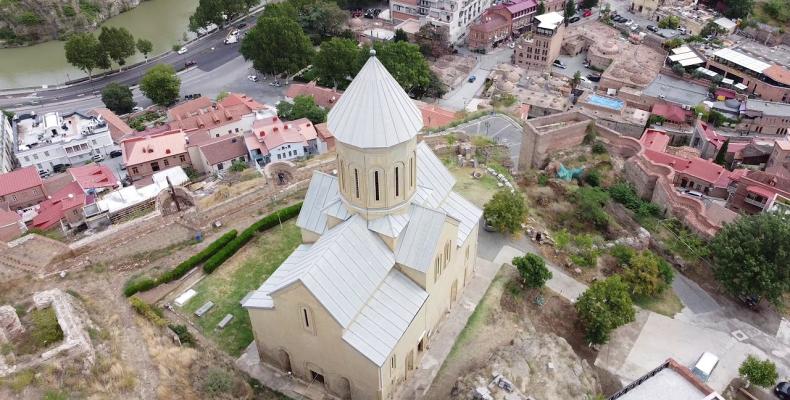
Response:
[14, 307, 64, 355]
[446, 274, 506, 361]
[633, 289, 683, 317]
[183, 221, 302, 356]
[447, 164, 499, 207]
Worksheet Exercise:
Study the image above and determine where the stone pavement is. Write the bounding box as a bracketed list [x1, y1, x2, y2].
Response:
[237, 343, 331, 400]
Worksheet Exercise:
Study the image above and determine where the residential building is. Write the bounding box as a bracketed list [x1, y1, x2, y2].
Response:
[766, 139, 790, 179]
[0, 166, 47, 211]
[315, 123, 336, 153]
[577, 92, 651, 138]
[242, 51, 482, 400]
[737, 99, 790, 135]
[166, 93, 276, 138]
[390, 0, 492, 44]
[713, 17, 737, 35]
[609, 358, 724, 400]
[284, 82, 342, 109]
[705, 48, 790, 103]
[13, 111, 114, 174]
[514, 12, 566, 71]
[121, 130, 191, 181]
[0, 113, 15, 174]
[689, 120, 726, 160]
[726, 170, 790, 215]
[641, 74, 709, 110]
[89, 108, 134, 142]
[30, 181, 91, 230]
[245, 116, 321, 166]
[196, 135, 249, 174]
[0, 209, 25, 242]
[468, 0, 539, 51]
[68, 164, 118, 193]
[629, 0, 661, 17]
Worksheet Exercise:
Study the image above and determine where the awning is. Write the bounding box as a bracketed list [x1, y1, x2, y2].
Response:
[679, 57, 704, 66]
[696, 67, 718, 77]
[721, 78, 734, 85]
[746, 185, 775, 199]
[734, 83, 748, 90]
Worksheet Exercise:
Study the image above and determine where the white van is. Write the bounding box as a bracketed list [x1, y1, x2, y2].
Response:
[691, 352, 719, 382]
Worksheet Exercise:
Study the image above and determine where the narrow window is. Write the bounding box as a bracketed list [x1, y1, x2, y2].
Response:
[395, 167, 399, 197]
[354, 169, 360, 199]
[303, 308, 310, 328]
[391, 355, 396, 369]
[409, 158, 414, 188]
[339, 160, 345, 190]
[374, 171, 380, 201]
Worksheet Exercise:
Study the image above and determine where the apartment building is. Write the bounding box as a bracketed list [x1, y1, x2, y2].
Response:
[13, 111, 114, 174]
[468, 0, 539, 50]
[0, 113, 15, 173]
[121, 130, 191, 181]
[513, 12, 565, 71]
[737, 100, 790, 135]
[705, 48, 790, 103]
[390, 0, 492, 43]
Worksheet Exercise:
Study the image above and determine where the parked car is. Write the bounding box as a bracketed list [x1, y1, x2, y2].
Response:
[647, 25, 658, 32]
[184, 60, 197, 68]
[587, 73, 601, 82]
[184, 93, 201, 100]
[53, 163, 71, 173]
[468, 75, 477, 83]
[236, 22, 248, 29]
[582, 9, 592, 17]
[569, 16, 581, 23]
[630, 24, 640, 31]
[38, 169, 51, 178]
[109, 150, 123, 158]
[132, 106, 144, 112]
[691, 352, 719, 382]
[682, 189, 705, 199]
[775, 382, 790, 400]
[552, 59, 567, 69]
[248, 75, 259, 82]
[737, 294, 760, 311]
[177, 46, 188, 55]
[92, 153, 105, 163]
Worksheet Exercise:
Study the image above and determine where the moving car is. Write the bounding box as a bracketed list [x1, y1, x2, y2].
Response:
[109, 150, 123, 158]
[177, 46, 188, 55]
[647, 25, 658, 32]
[468, 75, 477, 83]
[587, 73, 601, 82]
[224, 34, 238, 44]
[691, 352, 719, 382]
[775, 382, 790, 400]
[569, 16, 581, 23]
[248, 75, 259, 82]
[184, 60, 197, 68]
[236, 22, 248, 29]
[552, 59, 567, 69]
[92, 153, 105, 163]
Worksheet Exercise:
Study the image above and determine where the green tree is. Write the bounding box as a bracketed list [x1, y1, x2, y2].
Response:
[710, 213, 790, 305]
[261, 1, 299, 20]
[571, 70, 582, 91]
[622, 251, 668, 298]
[714, 139, 729, 166]
[763, 0, 790, 23]
[277, 95, 327, 123]
[513, 253, 552, 289]
[537, 0, 546, 14]
[739, 355, 778, 388]
[64, 32, 110, 79]
[299, 1, 347, 41]
[140, 64, 181, 107]
[313, 38, 362, 88]
[581, 0, 598, 8]
[372, 41, 433, 96]
[240, 17, 315, 77]
[573, 187, 610, 230]
[575, 276, 635, 345]
[190, 0, 257, 31]
[483, 189, 527, 234]
[658, 15, 680, 29]
[101, 83, 136, 114]
[136, 38, 153, 61]
[663, 38, 684, 50]
[415, 23, 451, 59]
[394, 28, 409, 42]
[723, 0, 753, 19]
[98, 26, 136, 69]
[564, 0, 575, 26]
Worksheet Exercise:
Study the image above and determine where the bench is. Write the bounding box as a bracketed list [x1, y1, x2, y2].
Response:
[217, 314, 234, 329]
[194, 301, 214, 317]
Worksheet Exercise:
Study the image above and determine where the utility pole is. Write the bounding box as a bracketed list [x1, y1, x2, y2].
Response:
[166, 176, 181, 212]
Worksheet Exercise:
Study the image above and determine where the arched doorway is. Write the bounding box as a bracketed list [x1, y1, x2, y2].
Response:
[337, 377, 352, 400]
[277, 349, 292, 373]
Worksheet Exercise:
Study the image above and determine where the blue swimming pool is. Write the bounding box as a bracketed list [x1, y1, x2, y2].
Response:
[587, 95, 625, 111]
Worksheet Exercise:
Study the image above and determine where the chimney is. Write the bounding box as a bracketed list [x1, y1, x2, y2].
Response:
[165, 149, 171, 154]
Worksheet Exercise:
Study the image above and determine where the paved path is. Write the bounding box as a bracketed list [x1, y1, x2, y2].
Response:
[494, 245, 587, 302]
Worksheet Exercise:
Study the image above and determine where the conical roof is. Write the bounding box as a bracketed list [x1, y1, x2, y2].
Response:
[327, 50, 423, 149]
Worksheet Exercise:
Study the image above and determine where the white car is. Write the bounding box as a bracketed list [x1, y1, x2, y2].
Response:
[92, 153, 105, 163]
[247, 75, 259, 82]
[691, 352, 719, 382]
[177, 46, 188, 55]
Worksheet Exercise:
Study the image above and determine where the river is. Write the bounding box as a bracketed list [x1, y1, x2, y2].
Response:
[0, 0, 200, 89]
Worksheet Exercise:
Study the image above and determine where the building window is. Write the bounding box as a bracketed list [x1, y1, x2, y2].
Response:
[24, 156, 29, 161]
[354, 169, 360, 199]
[217, 162, 224, 170]
[179, 155, 186, 162]
[374, 170, 380, 201]
[390, 355, 396, 370]
[300, 306, 313, 331]
[32, 189, 38, 195]
[11, 195, 17, 202]
[395, 167, 399, 197]
[131, 167, 139, 174]
[92, 140, 97, 145]
[409, 157, 414, 188]
[33, 153, 39, 160]
[163, 159, 170, 167]
[150, 161, 160, 172]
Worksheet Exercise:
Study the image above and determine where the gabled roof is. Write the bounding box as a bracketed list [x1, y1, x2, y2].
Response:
[0, 210, 21, 228]
[439, 191, 482, 245]
[327, 52, 423, 149]
[415, 141, 456, 207]
[122, 130, 187, 166]
[368, 212, 410, 238]
[69, 164, 118, 191]
[395, 204, 447, 272]
[296, 171, 341, 235]
[198, 135, 248, 165]
[31, 181, 88, 229]
[0, 166, 44, 197]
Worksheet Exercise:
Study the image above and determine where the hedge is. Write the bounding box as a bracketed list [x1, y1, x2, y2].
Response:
[129, 296, 167, 327]
[203, 202, 302, 274]
[158, 229, 238, 284]
[123, 277, 157, 297]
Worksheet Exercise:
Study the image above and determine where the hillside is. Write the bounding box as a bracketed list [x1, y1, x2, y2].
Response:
[0, 0, 142, 47]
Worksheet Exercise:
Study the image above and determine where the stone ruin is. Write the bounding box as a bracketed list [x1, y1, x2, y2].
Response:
[0, 289, 95, 377]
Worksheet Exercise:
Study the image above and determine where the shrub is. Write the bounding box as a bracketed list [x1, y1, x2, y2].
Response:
[554, 229, 570, 250]
[30, 308, 64, 348]
[168, 324, 195, 346]
[537, 173, 549, 186]
[584, 169, 602, 187]
[573, 187, 610, 230]
[622, 251, 668, 297]
[610, 244, 636, 266]
[484, 190, 527, 234]
[575, 276, 635, 344]
[513, 253, 552, 289]
[591, 141, 607, 154]
[17, 12, 43, 26]
[739, 355, 778, 388]
[230, 161, 247, 172]
[158, 229, 238, 284]
[123, 277, 157, 297]
[203, 368, 234, 395]
[129, 296, 167, 327]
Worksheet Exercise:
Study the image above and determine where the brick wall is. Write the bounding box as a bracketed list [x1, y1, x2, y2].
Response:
[519, 111, 593, 170]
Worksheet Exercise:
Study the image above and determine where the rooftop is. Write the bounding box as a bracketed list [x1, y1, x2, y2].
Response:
[0, 166, 43, 197]
[284, 82, 342, 109]
[644, 74, 709, 106]
[198, 135, 248, 165]
[610, 359, 720, 400]
[69, 164, 118, 191]
[711, 48, 771, 74]
[31, 181, 89, 229]
[14, 111, 108, 152]
[743, 99, 790, 117]
[535, 11, 563, 30]
[122, 130, 187, 166]
[504, 0, 537, 14]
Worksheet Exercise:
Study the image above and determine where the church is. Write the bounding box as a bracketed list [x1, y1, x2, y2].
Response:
[242, 50, 482, 400]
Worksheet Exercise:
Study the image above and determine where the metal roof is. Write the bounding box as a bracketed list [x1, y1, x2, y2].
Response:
[536, 12, 563, 30]
[321, 196, 352, 221]
[327, 52, 423, 149]
[712, 48, 771, 74]
[296, 171, 340, 235]
[440, 191, 482, 245]
[368, 212, 411, 238]
[678, 57, 704, 67]
[342, 269, 428, 366]
[744, 99, 790, 117]
[669, 52, 699, 62]
[415, 141, 456, 208]
[671, 46, 693, 55]
[241, 244, 313, 309]
[395, 205, 447, 272]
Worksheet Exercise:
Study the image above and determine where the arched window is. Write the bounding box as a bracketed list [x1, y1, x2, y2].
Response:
[394, 162, 405, 199]
[395, 166, 399, 198]
[354, 169, 360, 199]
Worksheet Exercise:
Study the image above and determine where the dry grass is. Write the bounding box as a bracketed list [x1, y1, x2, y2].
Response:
[198, 176, 266, 209]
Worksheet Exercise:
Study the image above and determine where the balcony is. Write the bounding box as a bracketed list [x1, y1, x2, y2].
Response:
[744, 197, 767, 208]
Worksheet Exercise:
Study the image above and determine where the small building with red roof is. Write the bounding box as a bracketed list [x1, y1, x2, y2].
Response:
[196, 135, 249, 174]
[31, 181, 91, 230]
[726, 170, 790, 215]
[0, 209, 25, 242]
[245, 116, 321, 166]
[122, 130, 191, 182]
[650, 102, 689, 124]
[69, 164, 118, 192]
[284, 82, 343, 110]
[690, 120, 727, 159]
[90, 108, 134, 142]
[0, 166, 47, 211]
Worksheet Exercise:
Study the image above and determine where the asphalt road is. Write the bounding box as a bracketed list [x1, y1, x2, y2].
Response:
[0, 15, 257, 111]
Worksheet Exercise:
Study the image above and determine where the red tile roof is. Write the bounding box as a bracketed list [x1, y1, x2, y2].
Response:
[651, 103, 688, 123]
[199, 135, 248, 165]
[250, 116, 316, 152]
[0, 166, 44, 197]
[167, 97, 213, 120]
[69, 164, 118, 191]
[91, 108, 134, 142]
[31, 181, 88, 229]
[122, 130, 187, 166]
[218, 92, 268, 111]
[640, 129, 671, 152]
[415, 102, 459, 129]
[505, 0, 537, 14]
[746, 185, 776, 199]
[644, 149, 743, 188]
[763, 65, 790, 86]
[695, 120, 727, 150]
[472, 11, 510, 33]
[0, 209, 20, 227]
[284, 82, 343, 109]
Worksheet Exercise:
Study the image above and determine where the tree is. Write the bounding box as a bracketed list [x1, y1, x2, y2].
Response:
[573, 187, 610, 230]
[140, 64, 181, 107]
[700, 21, 727, 37]
[240, 17, 314, 77]
[415, 23, 450, 59]
[190, 0, 257, 31]
[313, 38, 362, 88]
[658, 15, 680, 29]
[277, 95, 327, 123]
[101, 83, 136, 114]
[714, 139, 729, 166]
[739, 355, 778, 388]
[98, 26, 136, 68]
[136, 38, 153, 61]
[513, 253, 552, 289]
[722, 0, 753, 19]
[394, 28, 409, 42]
[581, 0, 598, 8]
[537, 0, 546, 14]
[372, 41, 433, 96]
[483, 189, 527, 234]
[64, 32, 110, 80]
[710, 213, 790, 305]
[261, 1, 299, 20]
[622, 251, 668, 298]
[299, 1, 347, 41]
[564, 0, 575, 26]
[571, 70, 582, 91]
[663, 38, 684, 50]
[763, 0, 790, 23]
[575, 276, 635, 345]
